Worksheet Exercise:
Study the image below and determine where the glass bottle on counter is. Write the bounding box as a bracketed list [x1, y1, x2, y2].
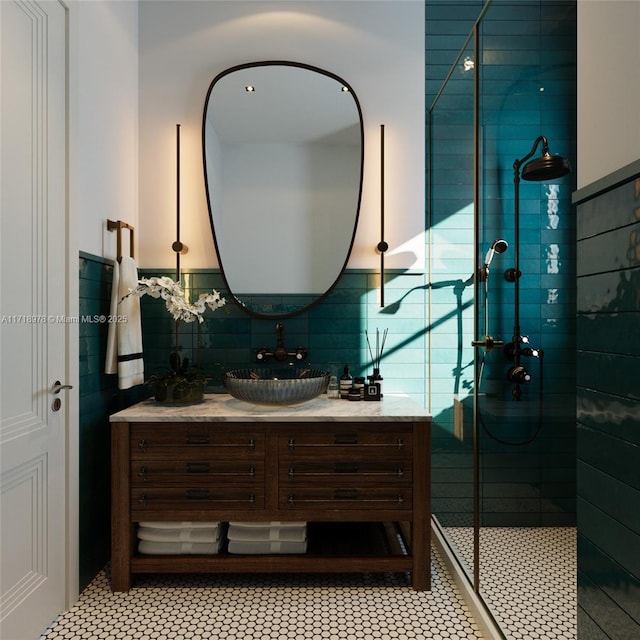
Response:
[327, 375, 339, 399]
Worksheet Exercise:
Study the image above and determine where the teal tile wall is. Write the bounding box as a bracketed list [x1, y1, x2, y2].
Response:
[136, 267, 428, 405]
[78, 253, 144, 589]
[576, 174, 640, 639]
[428, 0, 577, 528]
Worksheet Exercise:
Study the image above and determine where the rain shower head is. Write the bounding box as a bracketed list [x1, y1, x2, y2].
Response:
[516, 135, 571, 182]
[522, 152, 571, 181]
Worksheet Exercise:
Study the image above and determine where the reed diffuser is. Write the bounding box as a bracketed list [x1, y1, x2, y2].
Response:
[364, 328, 387, 400]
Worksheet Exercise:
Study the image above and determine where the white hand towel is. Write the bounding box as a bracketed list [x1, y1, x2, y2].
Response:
[138, 521, 221, 529]
[138, 539, 222, 555]
[227, 539, 307, 555]
[227, 524, 307, 542]
[228, 521, 306, 529]
[105, 256, 144, 389]
[137, 526, 222, 543]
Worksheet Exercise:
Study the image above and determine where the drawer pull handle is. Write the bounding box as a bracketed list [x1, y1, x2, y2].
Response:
[334, 462, 359, 474]
[288, 438, 295, 451]
[186, 488, 211, 500]
[186, 462, 210, 474]
[248, 438, 256, 451]
[287, 493, 407, 505]
[186, 434, 210, 445]
[138, 439, 147, 452]
[138, 494, 147, 505]
[288, 467, 295, 478]
[248, 466, 255, 478]
[397, 467, 404, 478]
[248, 493, 256, 504]
[396, 438, 404, 449]
[138, 466, 147, 481]
[334, 488, 358, 500]
[334, 433, 358, 445]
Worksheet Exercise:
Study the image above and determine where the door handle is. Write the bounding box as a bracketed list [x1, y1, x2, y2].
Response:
[52, 380, 73, 394]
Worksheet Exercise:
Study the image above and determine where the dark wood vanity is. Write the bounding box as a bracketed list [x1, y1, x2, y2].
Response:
[110, 395, 431, 591]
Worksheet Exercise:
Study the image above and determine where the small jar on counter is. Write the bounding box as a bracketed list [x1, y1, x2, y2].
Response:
[347, 387, 362, 401]
[353, 376, 366, 399]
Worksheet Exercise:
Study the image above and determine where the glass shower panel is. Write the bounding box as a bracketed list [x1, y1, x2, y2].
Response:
[476, 0, 577, 621]
[428, 34, 477, 583]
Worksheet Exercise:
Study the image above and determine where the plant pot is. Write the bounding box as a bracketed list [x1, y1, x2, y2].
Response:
[152, 376, 205, 405]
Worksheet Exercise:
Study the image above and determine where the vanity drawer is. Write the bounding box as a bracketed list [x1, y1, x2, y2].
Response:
[131, 424, 264, 459]
[280, 460, 411, 486]
[132, 487, 264, 511]
[279, 429, 412, 460]
[281, 487, 412, 510]
[131, 460, 263, 485]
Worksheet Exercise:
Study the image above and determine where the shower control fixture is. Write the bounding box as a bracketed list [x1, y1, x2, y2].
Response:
[478, 239, 508, 281]
[506, 135, 570, 400]
[504, 335, 544, 399]
[507, 365, 531, 386]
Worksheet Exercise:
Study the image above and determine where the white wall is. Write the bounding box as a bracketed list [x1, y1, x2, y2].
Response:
[71, 0, 139, 260]
[577, 0, 640, 188]
[138, 0, 425, 271]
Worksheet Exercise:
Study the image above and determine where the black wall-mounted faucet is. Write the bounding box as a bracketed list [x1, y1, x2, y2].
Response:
[256, 322, 308, 363]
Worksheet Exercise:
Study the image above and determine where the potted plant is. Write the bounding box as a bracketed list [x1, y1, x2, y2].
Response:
[125, 276, 225, 403]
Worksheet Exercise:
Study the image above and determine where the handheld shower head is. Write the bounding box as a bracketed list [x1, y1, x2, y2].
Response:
[484, 238, 508, 267]
[477, 239, 508, 282]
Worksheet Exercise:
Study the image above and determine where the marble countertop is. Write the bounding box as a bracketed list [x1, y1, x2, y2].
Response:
[110, 393, 431, 423]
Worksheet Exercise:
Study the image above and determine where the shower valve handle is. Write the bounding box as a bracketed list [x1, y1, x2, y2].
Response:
[508, 365, 531, 385]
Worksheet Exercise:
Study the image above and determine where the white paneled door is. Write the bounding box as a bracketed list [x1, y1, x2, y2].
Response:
[1, 1, 69, 638]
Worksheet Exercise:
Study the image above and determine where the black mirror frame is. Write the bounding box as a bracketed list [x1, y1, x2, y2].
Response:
[202, 60, 365, 320]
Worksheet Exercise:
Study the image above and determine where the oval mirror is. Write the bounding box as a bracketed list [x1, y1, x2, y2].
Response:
[203, 61, 364, 318]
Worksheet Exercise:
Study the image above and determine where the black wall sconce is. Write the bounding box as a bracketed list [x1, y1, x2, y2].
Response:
[173, 123, 189, 280]
[377, 124, 389, 307]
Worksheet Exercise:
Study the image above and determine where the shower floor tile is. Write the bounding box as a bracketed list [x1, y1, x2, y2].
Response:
[446, 527, 576, 640]
[40, 544, 484, 639]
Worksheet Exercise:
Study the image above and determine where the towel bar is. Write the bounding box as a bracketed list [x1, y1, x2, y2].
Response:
[107, 219, 135, 260]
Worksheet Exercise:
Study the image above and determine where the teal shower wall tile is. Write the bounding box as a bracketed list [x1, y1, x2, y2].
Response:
[577, 351, 640, 401]
[577, 425, 640, 492]
[483, 466, 539, 484]
[578, 462, 640, 536]
[578, 535, 640, 629]
[578, 497, 640, 583]
[577, 224, 640, 275]
[578, 179, 640, 240]
[577, 312, 640, 356]
[577, 388, 640, 446]
[577, 270, 640, 314]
